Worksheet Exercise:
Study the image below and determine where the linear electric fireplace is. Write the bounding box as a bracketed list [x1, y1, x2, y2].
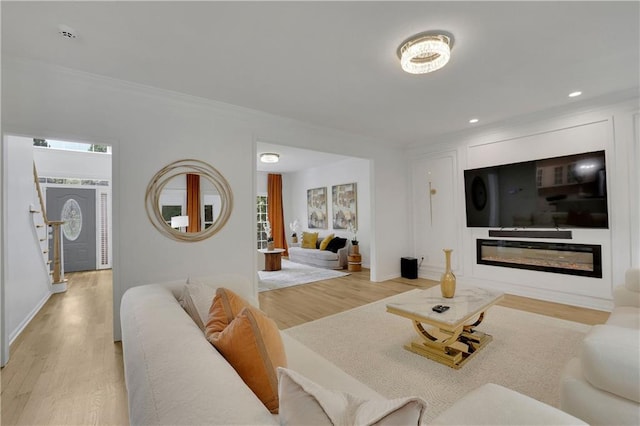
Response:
[477, 239, 602, 278]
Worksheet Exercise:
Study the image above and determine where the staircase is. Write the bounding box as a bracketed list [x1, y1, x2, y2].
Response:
[31, 162, 67, 293]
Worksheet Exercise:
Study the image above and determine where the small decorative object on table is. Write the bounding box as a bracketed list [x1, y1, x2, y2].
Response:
[264, 222, 275, 250]
[289, 220, 299, 244]
[440, 248, 456, 298]
[349, 223, 359, 255]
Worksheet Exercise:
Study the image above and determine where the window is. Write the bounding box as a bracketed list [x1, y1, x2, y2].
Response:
[204, 204, 214, 229]
[202, 194, 221, 230]
[536, 168, 543, 187]
[567, 163, 578, 184]
[162, 205, 182, 226]
[257, 196, 268, 249]
[554, 166, 563, 185]
[33, 138, 112, 154]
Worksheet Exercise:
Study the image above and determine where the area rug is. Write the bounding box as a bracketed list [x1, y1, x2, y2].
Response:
[258, 259, 350, 292]
[284, 289, 591, 423]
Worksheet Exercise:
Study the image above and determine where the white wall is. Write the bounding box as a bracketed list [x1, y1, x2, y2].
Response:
[2, 58, 409, 342]
[256, 171, 269, 196]
[287, 157, 371, 267]
[34, 147, 111, 180]
[632, 113, 640, 267]
[407, 97, 639, 310]
[4, 136, 52, 344]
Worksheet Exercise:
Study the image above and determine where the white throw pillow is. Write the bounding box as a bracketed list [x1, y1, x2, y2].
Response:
[178, 278, 216, 331]
[278, 367, 426, 425]
[179, 274, 256, 331]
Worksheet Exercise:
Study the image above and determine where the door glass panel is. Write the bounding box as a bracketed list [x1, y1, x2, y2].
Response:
[61, 198, 83, 241]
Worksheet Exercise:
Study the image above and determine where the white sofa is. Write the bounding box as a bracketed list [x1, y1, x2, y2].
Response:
[288, 239, 350, 269]
[560, 268, 640, 425]
[121, 278, 586, 425]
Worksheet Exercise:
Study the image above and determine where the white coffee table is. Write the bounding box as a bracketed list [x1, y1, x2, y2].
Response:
[386, 286, 504, 369]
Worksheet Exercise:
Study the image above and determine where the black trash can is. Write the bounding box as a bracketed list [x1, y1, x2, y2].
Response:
[401, 257, 418, 279]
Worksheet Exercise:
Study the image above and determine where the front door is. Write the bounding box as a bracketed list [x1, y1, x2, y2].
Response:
[47, 188, 96, 272]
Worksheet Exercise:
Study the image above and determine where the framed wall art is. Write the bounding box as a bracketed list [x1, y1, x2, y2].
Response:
[307, 187, 327, 229]
[332, 183, 357, 230]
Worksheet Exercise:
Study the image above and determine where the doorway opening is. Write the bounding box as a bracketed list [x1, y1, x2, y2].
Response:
[254, 141, 373, 275]
[1, 134, 113, 366]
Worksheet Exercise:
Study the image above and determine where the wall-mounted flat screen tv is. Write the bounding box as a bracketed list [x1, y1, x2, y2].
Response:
[464, 151, 608, 229]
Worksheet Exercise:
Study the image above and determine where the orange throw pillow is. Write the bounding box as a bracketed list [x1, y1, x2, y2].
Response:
[205, 288, 252, 339]
[210, 306, 287, 413]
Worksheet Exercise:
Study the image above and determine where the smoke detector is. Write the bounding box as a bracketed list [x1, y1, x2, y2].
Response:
[57, 25, 78, 40]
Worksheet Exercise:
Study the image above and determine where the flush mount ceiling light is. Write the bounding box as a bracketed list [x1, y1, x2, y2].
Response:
[260, 153, 280, 163]
[397, 33, 453, 74]
[568, 91, 582, 98]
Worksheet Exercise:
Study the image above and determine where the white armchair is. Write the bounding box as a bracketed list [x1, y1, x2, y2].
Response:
[560, 268, 640, 425]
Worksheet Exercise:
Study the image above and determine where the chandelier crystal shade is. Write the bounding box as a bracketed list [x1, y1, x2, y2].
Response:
[260, 153, 280, 163]
[398, 34, 452, 74]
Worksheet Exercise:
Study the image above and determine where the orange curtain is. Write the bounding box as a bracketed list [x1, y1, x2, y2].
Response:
[267, 174, 288, 255]
[186, 173, 201, 233]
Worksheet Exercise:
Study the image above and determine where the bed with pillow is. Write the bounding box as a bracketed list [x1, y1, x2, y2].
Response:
[287, 231, 350, 269]
[120, 275, 587, 425]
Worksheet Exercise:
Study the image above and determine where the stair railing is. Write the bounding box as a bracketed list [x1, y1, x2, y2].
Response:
[32, 162, 66, 287]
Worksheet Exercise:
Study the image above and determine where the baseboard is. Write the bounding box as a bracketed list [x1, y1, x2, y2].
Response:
[51, 280, 68, 293]
[373, 272, 401, 283]
[9, 290, 51, 345]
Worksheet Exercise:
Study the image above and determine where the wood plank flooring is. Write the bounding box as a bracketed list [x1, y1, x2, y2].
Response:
[259, 268, 610, 328]
[1, 268, 610, 425]
[1, 270, 128, 426]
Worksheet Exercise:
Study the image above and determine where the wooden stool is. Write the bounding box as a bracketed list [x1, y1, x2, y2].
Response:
[348, 253, 362, 272]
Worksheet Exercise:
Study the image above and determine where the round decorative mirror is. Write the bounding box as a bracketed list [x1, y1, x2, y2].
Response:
[145, 159, 233, 242]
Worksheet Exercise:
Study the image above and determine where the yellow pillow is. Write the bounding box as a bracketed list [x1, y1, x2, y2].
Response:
[210, 306, 287, 414]
[301, 232, 319, 249]
[319, 234, 335, 250]
[205, 287, 252, 339]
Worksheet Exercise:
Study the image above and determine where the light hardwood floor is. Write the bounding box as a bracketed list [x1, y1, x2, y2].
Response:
[1, 269, 610, 425]
[1, 270, 128, 426]
[259, 268, 610, 328]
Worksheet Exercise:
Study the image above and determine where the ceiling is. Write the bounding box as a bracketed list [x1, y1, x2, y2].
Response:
[2, 2, 639, 150]
[256, 142, 353, 173]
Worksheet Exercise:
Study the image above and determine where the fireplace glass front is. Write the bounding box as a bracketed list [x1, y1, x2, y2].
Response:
[477, 239, 602, 278]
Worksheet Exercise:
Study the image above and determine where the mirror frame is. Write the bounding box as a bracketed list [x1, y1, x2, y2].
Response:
[145, 159, 233, 242]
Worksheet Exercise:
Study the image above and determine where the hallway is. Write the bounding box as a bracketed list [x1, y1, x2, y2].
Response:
[1, 270, 128, 425]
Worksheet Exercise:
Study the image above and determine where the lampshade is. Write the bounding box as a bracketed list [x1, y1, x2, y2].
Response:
[260, 153, 280, 163]
[171, 215, 189, 228]
[398, 34, 452, 75]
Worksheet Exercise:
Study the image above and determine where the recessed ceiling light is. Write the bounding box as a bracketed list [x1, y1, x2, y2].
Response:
[260, 153, 279, 163]
[568, 91, 582, 98]
[469, 118, 479, 124]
